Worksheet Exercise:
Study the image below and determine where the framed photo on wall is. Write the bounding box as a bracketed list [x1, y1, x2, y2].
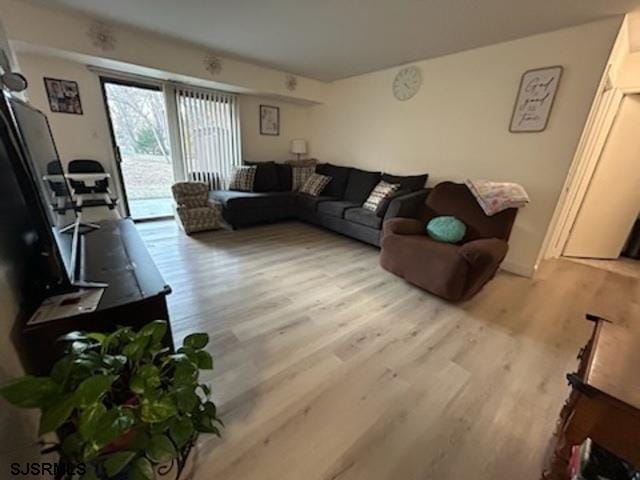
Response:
[509, 66, 562, 133]
[260, 104, 279, 136]
[44, 77, 83, 115]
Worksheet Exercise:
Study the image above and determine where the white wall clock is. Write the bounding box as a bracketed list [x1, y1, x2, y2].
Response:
[392, 66, 422, 101]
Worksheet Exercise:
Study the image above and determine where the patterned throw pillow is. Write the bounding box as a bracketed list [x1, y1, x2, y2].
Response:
[299, 173, 331, 196]
[291, 166, 316, 191]
[229, 166, 257, 192]
[363, 180, 400, 212]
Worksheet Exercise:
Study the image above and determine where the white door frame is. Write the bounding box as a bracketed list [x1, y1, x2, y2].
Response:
[538, 17, 633, 264]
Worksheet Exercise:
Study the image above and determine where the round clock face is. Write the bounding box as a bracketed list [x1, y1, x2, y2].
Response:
[392, 66, 422, 101]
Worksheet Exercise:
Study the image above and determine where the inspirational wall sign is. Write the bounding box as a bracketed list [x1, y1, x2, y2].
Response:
[509, 66, 563, 133]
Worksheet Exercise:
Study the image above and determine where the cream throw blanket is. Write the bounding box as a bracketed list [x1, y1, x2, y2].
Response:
[465, 180, 529, 216]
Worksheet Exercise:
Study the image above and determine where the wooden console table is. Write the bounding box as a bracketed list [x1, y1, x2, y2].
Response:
[543, 314, 640, 479]
[23, 218, 173, 375]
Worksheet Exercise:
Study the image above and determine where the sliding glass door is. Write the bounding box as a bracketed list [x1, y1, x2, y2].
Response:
[102, 78, 174, 220]
[101, 76, 242, 221]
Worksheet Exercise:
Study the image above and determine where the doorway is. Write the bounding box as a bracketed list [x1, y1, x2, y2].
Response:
[101, 78, 175, 221]
[562, 94, 640, 276]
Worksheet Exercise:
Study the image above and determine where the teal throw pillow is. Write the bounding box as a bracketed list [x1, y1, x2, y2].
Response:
[426, 216, 466, 243]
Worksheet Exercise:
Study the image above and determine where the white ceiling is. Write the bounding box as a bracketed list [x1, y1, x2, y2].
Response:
[37, 0, 640, 81]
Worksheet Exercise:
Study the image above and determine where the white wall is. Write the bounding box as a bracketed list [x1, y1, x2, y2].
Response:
[238, 95, 312, 162]
[17, 52, 314, 174]
[308, 18, 621, 276]
[0, 0, 328, 104]
[18, 52, 116, 171]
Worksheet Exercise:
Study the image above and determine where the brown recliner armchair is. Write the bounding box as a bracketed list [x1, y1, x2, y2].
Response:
[380, 182, 518, 301]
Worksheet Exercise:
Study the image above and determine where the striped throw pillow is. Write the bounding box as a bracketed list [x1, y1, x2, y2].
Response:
[291, 166, 316, 191]
[299, 173, 331, 196]
[229, 166, 257, 192]
[363, 180, 400, 212]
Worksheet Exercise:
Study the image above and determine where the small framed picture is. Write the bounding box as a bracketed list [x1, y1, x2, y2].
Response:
[44, 77, 83, 115]
[509, 66, 562, 133]
[260, 105, 279, 136]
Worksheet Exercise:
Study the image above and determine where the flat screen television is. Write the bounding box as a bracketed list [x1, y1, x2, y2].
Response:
[0, 92, 82, 291]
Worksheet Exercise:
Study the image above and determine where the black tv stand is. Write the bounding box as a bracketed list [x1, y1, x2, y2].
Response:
[23, 218, 173, 375]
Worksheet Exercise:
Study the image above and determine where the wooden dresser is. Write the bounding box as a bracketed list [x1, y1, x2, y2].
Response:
[543, 314, 640, 479]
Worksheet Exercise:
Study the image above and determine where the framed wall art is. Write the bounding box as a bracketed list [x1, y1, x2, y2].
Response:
[509, 66, 562, 133]
[44, 77, 83, 115]
[260, 104, 280, 136]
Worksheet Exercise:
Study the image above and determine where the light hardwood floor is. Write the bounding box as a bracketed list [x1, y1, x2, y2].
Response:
[137, 220, 640, 480]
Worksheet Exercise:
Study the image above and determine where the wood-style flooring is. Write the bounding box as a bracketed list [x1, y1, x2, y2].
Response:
[136, 220, 640, 480]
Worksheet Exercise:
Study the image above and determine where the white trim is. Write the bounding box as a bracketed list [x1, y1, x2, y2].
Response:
[501, 260, 534, 278]
[538, 17, 632, 264]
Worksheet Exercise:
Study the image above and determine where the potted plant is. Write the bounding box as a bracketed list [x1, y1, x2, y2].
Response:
[0, 320, 222, 479]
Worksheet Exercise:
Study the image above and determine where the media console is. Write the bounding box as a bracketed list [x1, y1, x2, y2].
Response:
[23, 218, 173, 375]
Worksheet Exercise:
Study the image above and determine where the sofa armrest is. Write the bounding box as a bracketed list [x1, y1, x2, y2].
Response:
[383, 189, 430, 221]
[383, 218, 424, 236]
[459, 238, 508, 269]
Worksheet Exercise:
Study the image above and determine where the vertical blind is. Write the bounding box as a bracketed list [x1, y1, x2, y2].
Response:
[176, 87, 242, 189]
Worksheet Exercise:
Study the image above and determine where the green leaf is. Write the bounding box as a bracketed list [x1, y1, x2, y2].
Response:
[140, 396, 177, 424]
[146, 434, 176, 463]
[78, 402, 107, 439]
[128, 457, 154, 480]
[202, 401, 217, 419]
[194, 411, 221, 436]
[123, 335, 151, 363]
[58, 331, 90, 342]
[183, 333, 209, 350]
[93, 407, 135, 448]
[175, 387, 199, 413]
[130, 364, 161, 395]
[61, 432, 84, 457]
[195, 350, 213, 369]
[139, 320, 168, 345]
[74, 375, 117, 408]
[104, 450, 137, 476]
[128, 431, 150, 451]
[102, 354, 127, 371]
[198, 383, 211, 397]
[0, 376, 60, 408]
[50, 356, 73, 385]
[39, 394, 76, 434]
[80, 464, 100, 480]
[172, 361, 197, 387]
[87, 332, 106, 344]
[169, 417, 195, 448]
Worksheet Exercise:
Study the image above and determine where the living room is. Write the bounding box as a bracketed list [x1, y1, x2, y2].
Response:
[1, 1, 640, 479]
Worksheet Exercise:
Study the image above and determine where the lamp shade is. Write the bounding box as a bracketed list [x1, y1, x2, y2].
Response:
[290, 139, 307, 155]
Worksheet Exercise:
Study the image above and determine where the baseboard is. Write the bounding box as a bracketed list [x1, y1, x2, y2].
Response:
[500, 260, 534, 278]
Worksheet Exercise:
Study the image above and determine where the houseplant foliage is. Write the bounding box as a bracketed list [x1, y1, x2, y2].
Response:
[0, 320, 222, 479]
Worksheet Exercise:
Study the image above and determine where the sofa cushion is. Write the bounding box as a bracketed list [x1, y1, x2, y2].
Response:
[363, 180, 400, 212]
[300, 173, 332, 196]
[275, 164, 292, 191]
[317, 200, 361, 218]
[382, 173, 428, 192]
[344, 207, 383, 229]
[375, 188, 410, 217]
[316, 163, 351, 198]
[296, 193, 337, 212]
[245, 161, 280, 192]
[292, 166, 316, 191]
[344, 168, 381, 203]
[229, 166, 257, 192]
[210, 190, 295, 210]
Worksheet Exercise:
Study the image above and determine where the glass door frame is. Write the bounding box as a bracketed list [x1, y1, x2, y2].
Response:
[99, 75, 176, 222]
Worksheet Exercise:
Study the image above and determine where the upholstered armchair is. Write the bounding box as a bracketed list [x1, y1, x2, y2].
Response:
[380, 182, 518, 301]
[171, 182, 221, 235]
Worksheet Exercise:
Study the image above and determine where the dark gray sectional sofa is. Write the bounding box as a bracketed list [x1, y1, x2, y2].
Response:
[210, 161, 429, 247]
